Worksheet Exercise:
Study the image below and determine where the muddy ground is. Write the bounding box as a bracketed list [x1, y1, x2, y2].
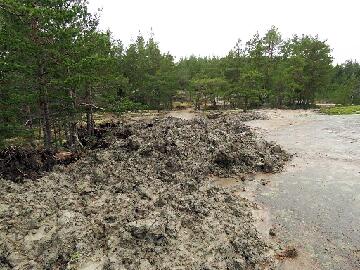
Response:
[0, 112, 289, 270]
[247, 110, 360, 270]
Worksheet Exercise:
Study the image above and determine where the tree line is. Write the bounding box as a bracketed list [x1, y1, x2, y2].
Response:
[1, 0, 359, 149]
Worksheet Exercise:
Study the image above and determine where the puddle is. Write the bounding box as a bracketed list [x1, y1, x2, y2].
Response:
[210, 176, 240, 188]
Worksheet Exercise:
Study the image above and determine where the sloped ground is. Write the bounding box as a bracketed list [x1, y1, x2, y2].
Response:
[0, 113, 289, 270]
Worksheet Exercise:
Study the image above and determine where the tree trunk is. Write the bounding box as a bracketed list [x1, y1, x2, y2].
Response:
[54, 124, 57, 143]
[68, 89, 82, 149]
[86, 108, 94, 136]
[69, 122, 77, 144]
[38, 119, 42, 139]
[243, 96, 248, 112]
[41, 97, 52, 149]
[26, 105, 33, 130]
[195, 94, 201, 110]
[212, 98, 217, 109]
[86, 87, 94, 136]
[38, 63, 52, 150]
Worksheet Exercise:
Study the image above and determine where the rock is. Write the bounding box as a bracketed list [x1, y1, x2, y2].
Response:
[269, 228, 276, 237]
[271, 145, 283, 154]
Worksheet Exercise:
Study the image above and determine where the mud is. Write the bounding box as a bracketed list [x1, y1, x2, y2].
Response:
[0, 113, 288, 270]
[0, 110, 267, 183]
[248, 109, 360, 270]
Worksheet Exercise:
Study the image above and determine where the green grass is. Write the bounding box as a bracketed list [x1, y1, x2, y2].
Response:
[320, 105, 360, 115]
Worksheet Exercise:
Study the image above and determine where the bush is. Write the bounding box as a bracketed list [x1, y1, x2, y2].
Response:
[110, 98, 149, 113]
[320, 105, 360, 115]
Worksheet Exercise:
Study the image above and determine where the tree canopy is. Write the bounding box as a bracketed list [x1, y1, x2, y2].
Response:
[0, 1, 357, 148]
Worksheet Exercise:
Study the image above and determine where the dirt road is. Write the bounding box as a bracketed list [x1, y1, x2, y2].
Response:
[248, 110, 360, 270]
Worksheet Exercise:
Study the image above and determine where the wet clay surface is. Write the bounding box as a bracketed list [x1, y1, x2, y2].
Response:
[0, 112, 288, 270]
[248, 109, 360, 270]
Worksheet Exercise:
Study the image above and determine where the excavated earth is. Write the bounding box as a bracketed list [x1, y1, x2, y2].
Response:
[0, 112, 289, 270]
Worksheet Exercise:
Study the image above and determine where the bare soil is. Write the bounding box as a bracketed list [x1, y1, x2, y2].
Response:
[0, 112, 288, 270]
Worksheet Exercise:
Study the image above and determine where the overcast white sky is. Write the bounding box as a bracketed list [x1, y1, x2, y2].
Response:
[88, 0, 359, 64]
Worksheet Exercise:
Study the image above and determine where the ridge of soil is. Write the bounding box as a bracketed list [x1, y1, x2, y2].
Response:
[0, 112, 289, 270]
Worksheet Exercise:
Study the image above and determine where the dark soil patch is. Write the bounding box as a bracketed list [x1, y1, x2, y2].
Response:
[0, 147, 80, 183]
[277, 247, 299, 259]
[0, 123, 121, 183]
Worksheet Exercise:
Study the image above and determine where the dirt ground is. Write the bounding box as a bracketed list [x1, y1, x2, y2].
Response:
[2, 109, 357, 270]
[247, 109, 360, 270]
[0, 112, 289, 270]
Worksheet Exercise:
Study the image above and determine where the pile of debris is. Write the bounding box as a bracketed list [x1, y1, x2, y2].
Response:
[0, 124, 118, 182]
[0, 147, 80, 183]
[0, 113, 289, 269]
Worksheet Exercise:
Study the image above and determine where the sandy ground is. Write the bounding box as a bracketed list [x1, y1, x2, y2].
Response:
[247, 109, 360, 270]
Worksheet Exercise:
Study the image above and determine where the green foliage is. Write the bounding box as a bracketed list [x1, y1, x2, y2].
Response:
[110, 97, 148, 113]
[320, 105, 360, 115]
[0, 2, 357, 149]
[324, 61, 360, 104]
[0, 0, 102, 147]
[286, 35, 333, 107]
[122, 35, 178, 109]
[190, 77, 228, 109]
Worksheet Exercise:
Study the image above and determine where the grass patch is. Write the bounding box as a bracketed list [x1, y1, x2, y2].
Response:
[320, 105, 360, 115]
[173, 101, 193, 109]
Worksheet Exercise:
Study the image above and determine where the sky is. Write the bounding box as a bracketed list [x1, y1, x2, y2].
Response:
[88, 0, 360, 64]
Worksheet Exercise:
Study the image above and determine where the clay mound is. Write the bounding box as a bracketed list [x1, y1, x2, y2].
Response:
[0, 114, 289, 270]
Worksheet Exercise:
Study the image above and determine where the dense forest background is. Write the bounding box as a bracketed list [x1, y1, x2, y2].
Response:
[1, 0, 360, 148]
